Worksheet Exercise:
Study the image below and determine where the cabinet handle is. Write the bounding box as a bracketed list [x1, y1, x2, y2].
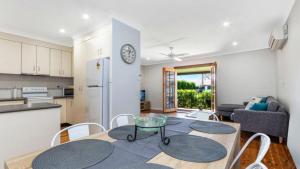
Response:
[38, 66, 40, 72]
[33, 66, 35, 71]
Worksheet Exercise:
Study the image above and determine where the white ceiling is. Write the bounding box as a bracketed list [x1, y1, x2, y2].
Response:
[0, 0, 295, 65]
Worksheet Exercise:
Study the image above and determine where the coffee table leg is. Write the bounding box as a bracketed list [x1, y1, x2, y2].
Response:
[127, 125, 137, 142]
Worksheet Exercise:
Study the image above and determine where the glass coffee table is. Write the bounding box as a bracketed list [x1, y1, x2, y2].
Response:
[127, 115, 171, 145]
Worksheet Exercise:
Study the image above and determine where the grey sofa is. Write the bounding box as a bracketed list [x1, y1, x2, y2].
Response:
[232, 96, 289, 143]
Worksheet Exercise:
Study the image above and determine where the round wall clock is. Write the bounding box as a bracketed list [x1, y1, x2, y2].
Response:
[120, 44, 136, 64]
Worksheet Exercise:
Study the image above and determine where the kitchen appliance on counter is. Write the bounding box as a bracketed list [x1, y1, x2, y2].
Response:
[63, 87, 74, 97]
[86, 57, 110, 129]
[22, 87, 53, 104]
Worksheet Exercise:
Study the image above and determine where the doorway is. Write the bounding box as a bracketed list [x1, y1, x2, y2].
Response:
[162, 63, 216, 112]
[175, 63, 216, 111]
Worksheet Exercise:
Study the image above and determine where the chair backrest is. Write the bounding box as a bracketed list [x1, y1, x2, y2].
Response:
[50, 123, 107, 147]
[230, 133, 271, 169]
[246, 162, 268, 169]
[208, 112, 219, 122]
[110, 114, 135, 129]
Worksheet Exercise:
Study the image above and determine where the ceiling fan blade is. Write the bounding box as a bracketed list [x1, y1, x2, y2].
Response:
[168, 37, 186, 44]
[147, 37, 186, 48]
[174, 53, 190, 57]
[173, 57, 183, 62]
[160, 53, 169, 56]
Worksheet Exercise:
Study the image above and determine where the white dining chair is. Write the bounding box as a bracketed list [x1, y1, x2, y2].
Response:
[50, 122, 107, 147]
[186, 110, 219, 122]
[208, 111, 219, 122]
[110, 114, 135, 129]
[246, 162, 268, 169]
[230, 133, 271, 169]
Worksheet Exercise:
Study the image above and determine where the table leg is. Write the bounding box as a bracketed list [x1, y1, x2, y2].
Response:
[127, 125, 137, 142]
[160, 126, 170, 145]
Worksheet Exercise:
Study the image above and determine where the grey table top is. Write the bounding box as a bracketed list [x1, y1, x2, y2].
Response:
[0, 103, 61, 114]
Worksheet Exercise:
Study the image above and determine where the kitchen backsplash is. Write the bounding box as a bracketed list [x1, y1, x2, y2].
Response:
[0, 74, 73, 98]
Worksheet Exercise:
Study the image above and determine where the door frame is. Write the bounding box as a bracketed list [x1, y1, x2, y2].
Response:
[162, 67, 178, 113]
[174, 62, 217, 111]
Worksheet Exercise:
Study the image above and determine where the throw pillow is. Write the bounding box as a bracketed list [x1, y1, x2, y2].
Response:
[251, 97, 262, 103]
[250, 103, 268, 111]
[245, 102, 255, 110]
[260, 97, 268, 103]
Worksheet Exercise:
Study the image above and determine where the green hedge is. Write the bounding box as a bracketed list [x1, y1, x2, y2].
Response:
[177, 80, 197, 90]
[177, 89, 212, 110]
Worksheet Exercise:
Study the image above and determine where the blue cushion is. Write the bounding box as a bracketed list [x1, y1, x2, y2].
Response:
[250, 103, 268, 111]
[260, 97, 267, 103]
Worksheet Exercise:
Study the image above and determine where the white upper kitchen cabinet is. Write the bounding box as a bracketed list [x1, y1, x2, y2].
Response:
[50, 49, 61, 77]
[36, 46, 50, 75]
[21, 43, 37, 75]
[0, 39, 21, 74]
[50, 49, 72, 77]
[61, 51, 72, 77]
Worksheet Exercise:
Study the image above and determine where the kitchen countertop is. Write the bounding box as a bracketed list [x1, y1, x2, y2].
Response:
[0, 103, 61, 114]
[0, 96, 74, 102]
[0, 97, 26, 102]
[53, 95, 74, 99]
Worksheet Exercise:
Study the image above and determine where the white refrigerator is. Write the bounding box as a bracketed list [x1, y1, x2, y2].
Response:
[86, 57, 110, 129]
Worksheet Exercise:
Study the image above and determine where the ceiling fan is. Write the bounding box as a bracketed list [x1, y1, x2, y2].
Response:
[160, 47, 189, 61]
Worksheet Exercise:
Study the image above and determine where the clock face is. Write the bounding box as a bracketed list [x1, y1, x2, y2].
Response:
[121, 44, 136, 64]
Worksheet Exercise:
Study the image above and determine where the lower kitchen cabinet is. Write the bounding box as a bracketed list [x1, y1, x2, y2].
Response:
[54, 98, 67, 124]
[54, 98, 73, 124]
[66, 98, 74, 124]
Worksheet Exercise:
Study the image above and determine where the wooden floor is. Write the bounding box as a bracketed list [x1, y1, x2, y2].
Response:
[60, 111, 296, 169]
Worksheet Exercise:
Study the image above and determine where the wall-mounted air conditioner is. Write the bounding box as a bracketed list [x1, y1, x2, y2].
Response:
[269, 25, 288, 50]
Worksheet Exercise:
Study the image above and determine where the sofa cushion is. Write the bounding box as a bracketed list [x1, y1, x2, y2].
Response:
[250, 103, 268, 111]
[278, 105, 287, 113]
[266, 96, 276, 103]
[267, 101, 280, 112]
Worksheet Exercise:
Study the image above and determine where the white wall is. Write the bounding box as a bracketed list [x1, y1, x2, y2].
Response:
[111, 19, 141, 117]
[142, 49, 277, 110]
[276, 0, 300, 167]
[140, 66, 146, 90]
